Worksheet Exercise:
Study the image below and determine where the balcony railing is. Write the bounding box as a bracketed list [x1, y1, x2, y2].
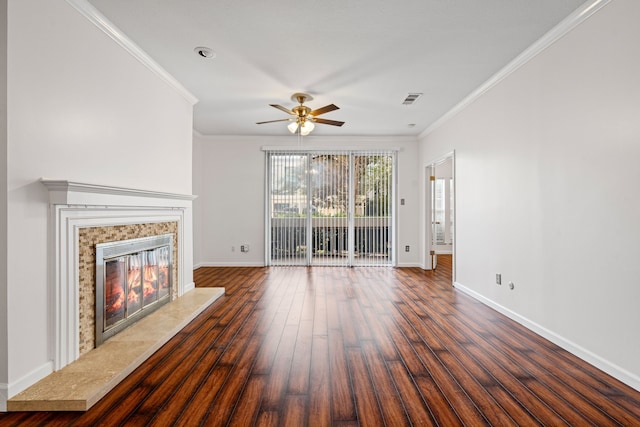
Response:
[270, 217, 391, 265]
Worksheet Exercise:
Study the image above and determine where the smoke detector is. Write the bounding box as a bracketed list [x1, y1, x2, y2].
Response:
[194, 46, 216, 59]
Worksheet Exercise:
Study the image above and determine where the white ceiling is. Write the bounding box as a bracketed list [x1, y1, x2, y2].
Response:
[88, 0, 587, 137]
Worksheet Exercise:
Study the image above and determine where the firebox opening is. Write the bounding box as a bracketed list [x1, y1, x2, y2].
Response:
[96, 234, 173, 346]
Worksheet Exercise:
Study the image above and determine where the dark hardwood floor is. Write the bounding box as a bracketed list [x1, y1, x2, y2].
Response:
[2, 256, 640, 426]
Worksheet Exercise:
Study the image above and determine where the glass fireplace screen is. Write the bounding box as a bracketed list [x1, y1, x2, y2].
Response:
[96, 234, 173, 346]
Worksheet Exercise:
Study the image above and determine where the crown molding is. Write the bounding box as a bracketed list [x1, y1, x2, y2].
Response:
[420, 0, 611, 138]
[260, 145, 403, 152]
[65, 0, 198, 106]
[195, 134, 417, 145]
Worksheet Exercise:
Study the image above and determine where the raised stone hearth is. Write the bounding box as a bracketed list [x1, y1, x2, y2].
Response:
[8, 287, 224, 411]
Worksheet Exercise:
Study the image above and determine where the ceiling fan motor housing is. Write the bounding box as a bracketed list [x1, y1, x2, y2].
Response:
[292, 105, 311, 118]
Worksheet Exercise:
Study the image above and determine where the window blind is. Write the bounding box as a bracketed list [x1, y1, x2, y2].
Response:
[266, 149, 395, 267]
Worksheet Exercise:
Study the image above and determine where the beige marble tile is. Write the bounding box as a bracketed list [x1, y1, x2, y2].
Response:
[7, 287, 224, 412]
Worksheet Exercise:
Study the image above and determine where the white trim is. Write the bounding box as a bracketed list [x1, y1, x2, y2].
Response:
[195, 135, 416, 145]
[264, 152, 271, 267]
[194, 261, 423, 268]
[391, 152, 398, 267]
[0, 361, 54, 411]
[64, 0, 198, 106]
[51, 207, 189, 371]
[423, 165, 434, 271]
[41, 179, 197, 206]
[423, 150, 456, 273]
[184, 281, 196, 293]
[454, 281, 640, 392]
[0, 385, 6, 412]
[420, 0, 612, 138]
[261, 145, 403, 152]
[41, 180, 195, 373]
[196, 261, 266, 268]
[396, 262, 423, 268]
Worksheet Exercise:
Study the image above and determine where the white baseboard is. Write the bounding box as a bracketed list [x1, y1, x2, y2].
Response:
[0, 361, 54, 412]
[195, 261, 265, 268]
[454, 281, 640, 392]
[396, 262, 423, 268]
[419, 263, 434, 270]
[0, 384, 6, 412]
[196, 262, 422, 268]
[183, 281, 196, 293]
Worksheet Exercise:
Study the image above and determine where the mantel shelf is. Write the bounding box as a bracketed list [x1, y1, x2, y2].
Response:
[40, 179, 197, 208]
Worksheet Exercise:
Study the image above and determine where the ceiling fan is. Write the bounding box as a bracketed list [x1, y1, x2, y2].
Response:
[256, 93, 345, 135]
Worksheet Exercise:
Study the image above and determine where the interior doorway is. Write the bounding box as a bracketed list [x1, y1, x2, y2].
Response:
[425, 153, 455, 279]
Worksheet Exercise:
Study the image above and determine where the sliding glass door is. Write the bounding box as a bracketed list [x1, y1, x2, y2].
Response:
[353, 153, 393, 266]
[308, 154, 350, 265]
[268, 154, 309, 265]
[266, 150, 395, 266]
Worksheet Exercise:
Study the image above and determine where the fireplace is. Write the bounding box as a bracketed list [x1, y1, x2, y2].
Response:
[95, 234, 173, 346]
[40, 179, 196, 372]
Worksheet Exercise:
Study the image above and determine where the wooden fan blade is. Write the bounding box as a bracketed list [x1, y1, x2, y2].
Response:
[256, 118, 292, 124]
[310, 104, 339, 117]
[270, 104, 294, 115]
[313, 118, 345, 127]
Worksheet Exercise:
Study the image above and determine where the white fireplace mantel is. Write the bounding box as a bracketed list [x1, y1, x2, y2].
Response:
[41, 179, 197, 371]
[40, 179, 197, 207]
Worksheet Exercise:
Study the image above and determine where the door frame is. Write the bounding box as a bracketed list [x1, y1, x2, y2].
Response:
[424, 151, 456, 281]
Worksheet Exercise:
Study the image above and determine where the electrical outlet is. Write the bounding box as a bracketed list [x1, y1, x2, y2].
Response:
[496, 274, 502, 285]
[405, 245, 410, 252]
[241, 244, 249, 253]
[401, 198, 405, 205]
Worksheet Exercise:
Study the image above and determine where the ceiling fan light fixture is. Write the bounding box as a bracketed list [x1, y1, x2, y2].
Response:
[300, 120, 315, 136]
[287, 122, 299, 133]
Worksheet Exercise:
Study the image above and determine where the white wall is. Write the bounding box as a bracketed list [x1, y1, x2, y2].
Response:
[2, 0, 194, 401]
[193, 135, 420, 267]
[192, 133, 203, 266]
[419, 0, 640, 389]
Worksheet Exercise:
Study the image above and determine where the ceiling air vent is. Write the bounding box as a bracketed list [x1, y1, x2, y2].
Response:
[402, 93, 423, 105]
